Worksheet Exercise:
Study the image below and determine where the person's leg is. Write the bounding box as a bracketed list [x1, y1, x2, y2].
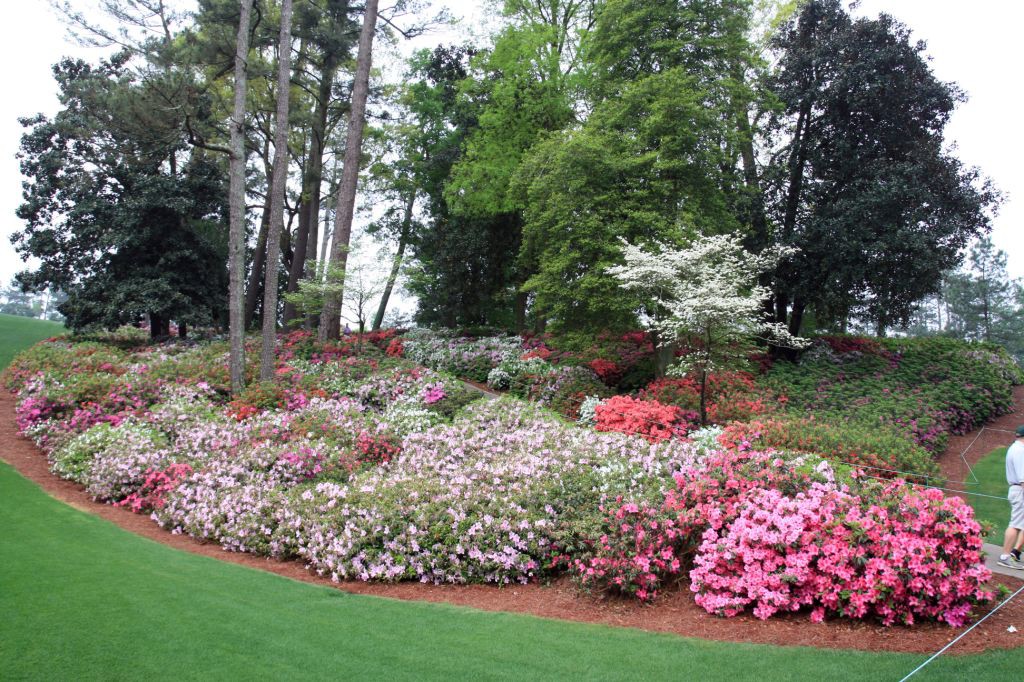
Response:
[1003, 525, 1018, 556]
[1005, 487, 1024, 561]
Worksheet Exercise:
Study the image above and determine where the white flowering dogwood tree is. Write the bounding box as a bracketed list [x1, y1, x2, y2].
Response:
[609, 234, 808, 424]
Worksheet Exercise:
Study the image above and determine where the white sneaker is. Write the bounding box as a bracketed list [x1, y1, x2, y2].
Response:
[997, 555, 1024, 570]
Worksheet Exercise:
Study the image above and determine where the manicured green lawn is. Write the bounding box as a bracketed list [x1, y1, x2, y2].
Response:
[3, 463, 1024, 680]
[0, 313, 65, 370]
[962, 446, 1013, 543]
[1, 314, 1021, 680]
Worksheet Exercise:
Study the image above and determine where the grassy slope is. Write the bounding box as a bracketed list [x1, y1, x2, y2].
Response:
[0, 313, 64, 370]
[0, 315, 1020, 680]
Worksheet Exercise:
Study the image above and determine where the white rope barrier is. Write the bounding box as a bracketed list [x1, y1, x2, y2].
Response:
[898, 583, 1024, 681]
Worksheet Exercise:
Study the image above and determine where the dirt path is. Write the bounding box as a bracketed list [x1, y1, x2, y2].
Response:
[1, 389, 1022, 656]
[936, 385, 1024, 486]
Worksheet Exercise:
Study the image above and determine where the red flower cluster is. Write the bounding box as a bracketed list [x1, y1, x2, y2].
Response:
[521, 346, 553, 361]
[587, 358, 622, 386]
[593, 395, 698, 442]
[385, 338, 405, 357]
[361, 328, 399, 352]
[355, 431, 402, 466]
[116, 463, 193, 514]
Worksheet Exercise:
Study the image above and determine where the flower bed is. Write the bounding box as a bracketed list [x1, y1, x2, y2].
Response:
[2, 332, 1000, 628]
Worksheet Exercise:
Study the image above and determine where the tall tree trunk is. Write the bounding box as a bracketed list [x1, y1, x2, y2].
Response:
[228, 0, 254, 394]
[149, 313, 168, 339]
[244, 165, 273, 328]
[259, 0, 294, 381]
[788, 297, 805, 337]
[371, 191, 414, 330]
[514, 291, 528, 333]
[319, 0, 379, 341]
[776, 93, 814, 329]
[283, 55, 339, 325]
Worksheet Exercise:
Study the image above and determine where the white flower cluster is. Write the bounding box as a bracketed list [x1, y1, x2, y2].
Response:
[576, 395, 604, 427]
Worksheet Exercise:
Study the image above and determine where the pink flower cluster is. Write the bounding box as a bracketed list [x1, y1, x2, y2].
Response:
[690, 482, 993, 626]
[420, 382, 446, 405]
[572, 499, 685, 602]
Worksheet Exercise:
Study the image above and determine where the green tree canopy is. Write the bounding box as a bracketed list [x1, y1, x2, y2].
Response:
[13, 56, 228, 336]
[765, 0, 1000, 336]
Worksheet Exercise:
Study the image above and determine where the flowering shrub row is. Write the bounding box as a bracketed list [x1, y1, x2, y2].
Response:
[3, 332, 1000, 628]
[575, 448, 993, 626]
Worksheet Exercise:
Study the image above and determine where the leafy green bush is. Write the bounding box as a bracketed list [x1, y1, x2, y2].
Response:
[718, 417, 939, 480]
[763, 336, 1020, 455]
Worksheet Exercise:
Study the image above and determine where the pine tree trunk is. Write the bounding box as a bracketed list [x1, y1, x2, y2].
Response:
[244, 168, 273, 328]
[371, 192, 414, 330]
[259, 0, 294, 381]
[319, 0, 379, 341]
[228, 0, 254, 394]
[283, 56, 338, 325]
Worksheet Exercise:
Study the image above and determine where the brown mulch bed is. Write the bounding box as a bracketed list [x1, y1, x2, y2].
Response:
[937, 385, 1024, 487]
[1, 389, 1022, 656]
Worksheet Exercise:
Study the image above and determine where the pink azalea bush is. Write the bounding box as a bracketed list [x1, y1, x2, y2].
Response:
[690, 481, 993, 626]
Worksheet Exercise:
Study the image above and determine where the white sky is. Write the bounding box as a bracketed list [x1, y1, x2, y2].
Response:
[1, 0, 1021, 306]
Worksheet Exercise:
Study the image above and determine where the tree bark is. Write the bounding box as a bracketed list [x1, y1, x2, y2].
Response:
[319, 0, 379, 341]
[371, 191, 414, 330]
[283, 54, 339, 325]
[788, 297, 805, 337]
[259, 0, 294, 381]
[149, 313, 169, 339]
[228, 0, 254, 394]
[244, 169, 273, 328]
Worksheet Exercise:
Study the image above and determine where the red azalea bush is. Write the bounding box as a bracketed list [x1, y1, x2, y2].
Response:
[385, 338, 404, 357]
[818, 335, 897, 362]
[116, 463, 193, 514]
[639, 372, 774, 423]
[522, 346, 553, 361]
[528, 331, 657, 391]
[355, 430, 402, 466]
[588, 358, 622, 386]
[593, 395, 698, 442]
[717, 418, 939, 480]
[361, 328, 399, 352]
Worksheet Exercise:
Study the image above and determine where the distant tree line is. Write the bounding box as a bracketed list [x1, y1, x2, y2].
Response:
[0, 283, 65, 321]
[11, 0, 1002, 392]
[901, 237, 1024, 362]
